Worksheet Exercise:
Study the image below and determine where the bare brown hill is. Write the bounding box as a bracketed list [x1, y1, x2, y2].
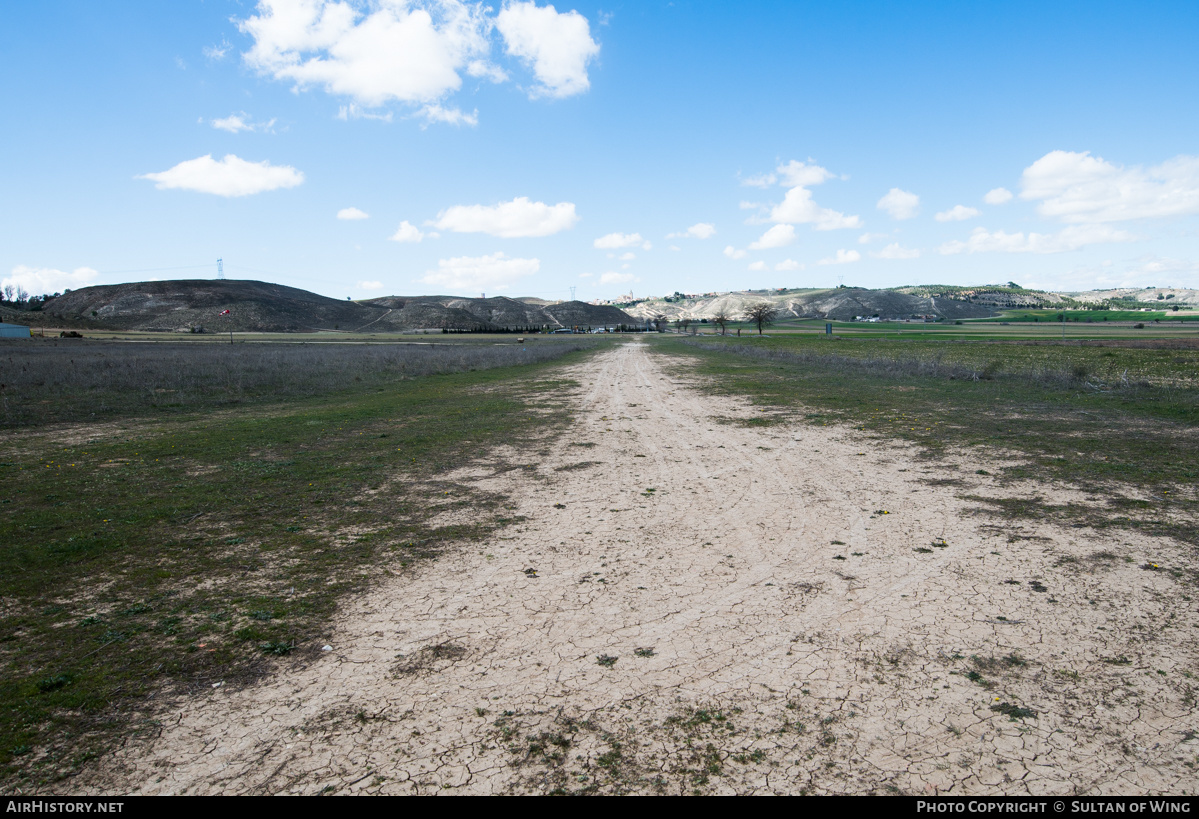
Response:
[43, 281, 636, 333]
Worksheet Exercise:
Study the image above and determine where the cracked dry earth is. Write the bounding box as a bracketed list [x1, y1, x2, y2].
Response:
[100, 342, 1199, 795]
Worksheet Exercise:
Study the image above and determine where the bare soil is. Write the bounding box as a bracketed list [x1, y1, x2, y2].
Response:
[89, 342, 1199, 795]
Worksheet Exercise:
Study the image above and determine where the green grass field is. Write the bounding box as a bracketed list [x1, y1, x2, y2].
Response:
[660, 331, 1199, 548]
[0, 340, 601, 789]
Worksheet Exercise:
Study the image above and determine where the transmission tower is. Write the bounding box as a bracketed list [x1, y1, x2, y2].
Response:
[569, 286, 577, 300]
[217, 258, 224, 280]
[837, 272, 844, 287]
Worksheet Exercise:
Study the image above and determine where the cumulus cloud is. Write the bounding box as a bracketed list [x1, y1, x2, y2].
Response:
[357, 280, 384, 289]
[594, 232, 650, 250]
[496, 1, 600, 98]
[138, 154, 304, 197]
[211, 112, 276, 133]
[747, 261, 767, 271]
[775, 259, 803, 271]
[435, 197, 578, 237]
[599, 271, 635, 285]
[818, 249, 861, 265]
[770, 186, 862, 230]
[239, 0, 492, 108]
[744, 160, 859, 231]
[776, 160, 836, 188]
[857, 232, 889, 245]
[3, 265, 99, 296]
[871, 243, 920, 260]
[237, 0, 599, 120]
[419, 251, 539, 292]
[934, 205, 980, 222]
[1020, 150, 1199, 223]
[723, 245, 747, 260]
[877, 188, 919, 220]
[937, 224, 1138, 255]
[338, 207, 370, 220]
[666, 222, 716, 240]
[984, 187, 1013, 205]
[618, 252, 635, 261]
[389, 220, 425, 242]
[748, 224, 796, 250]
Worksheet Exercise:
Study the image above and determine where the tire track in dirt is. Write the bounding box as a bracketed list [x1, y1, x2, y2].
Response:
[98, 342, 1199, 795]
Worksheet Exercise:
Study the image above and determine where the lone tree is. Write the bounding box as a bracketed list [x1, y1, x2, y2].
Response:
[711, 310, 731, 335]
[653, 313, 668, 332]
[744, 303, 778, 335]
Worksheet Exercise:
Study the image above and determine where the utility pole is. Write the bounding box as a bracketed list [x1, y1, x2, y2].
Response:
[217, 258, 224, 280]
[569, 286, 576, 301]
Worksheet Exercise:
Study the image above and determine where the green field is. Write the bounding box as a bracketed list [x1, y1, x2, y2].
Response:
[0, 339, 603, 788]
[660, 330, 1199, 546]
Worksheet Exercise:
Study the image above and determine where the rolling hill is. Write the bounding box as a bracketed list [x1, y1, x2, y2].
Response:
[40, 280, 636, 333]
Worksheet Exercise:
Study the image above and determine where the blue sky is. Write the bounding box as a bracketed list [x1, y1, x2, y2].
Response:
[3, 1, 1198, 301]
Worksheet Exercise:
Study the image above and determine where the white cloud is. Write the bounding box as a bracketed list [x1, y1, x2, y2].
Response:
[466, 58, 508, 83]
[599, 271, 635, 285]
[769, 186, 861, 230]
[1020, 150, 1199, 223]
[666, 222, 716, 240]
[934, 205, 980, 222]
[741, 173, 776, 188]
[984, 187, 1013, 205]
[389, 220, 425, 242]
[594, 232, 650, 250]
[578, 272, 593, 278]
[747, 261, 767, 271]
[336, 104, 394, 122]
[338, 207, 370, 220]
[871, 243, 920, 260]
[239, 0, 492, 108]
[203, 39, 232, 60]
[818, 249, 861, 265]
[723, 245, 747, 260]
[138, 154, 304, 197]
[775, 259, 803, 271]
[748, 224, 796, 250]
[877, 188, 919, 220]
[618, 252, 635, 261]
[435, 197, 578, 237]
[418, 103, 478, 126]
[419, 251, 539, 292]
[357, 279, 384, 290]
[668, 245, 681, 251]
[776, 160, 836, 188]
[745, 159, 859, 231]
[211, 112, 276, 133]
[937, 224, 1138, 255]
[496, 1, 600, 98]
[857, 232, 889, 245]
[4, 265, 99, 296]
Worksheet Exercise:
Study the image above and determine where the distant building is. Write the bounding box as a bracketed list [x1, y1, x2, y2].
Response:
[0, 322, 31, 338]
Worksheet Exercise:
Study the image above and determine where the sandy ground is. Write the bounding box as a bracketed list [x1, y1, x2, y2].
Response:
[97, 342, 1198, 795]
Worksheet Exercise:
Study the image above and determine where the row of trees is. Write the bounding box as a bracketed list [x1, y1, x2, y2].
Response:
[1, 285, 60, 311]
[656, 303, 780, 335]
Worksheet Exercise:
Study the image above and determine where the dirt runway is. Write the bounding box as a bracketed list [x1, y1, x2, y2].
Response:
[101, 342, 1199, 795]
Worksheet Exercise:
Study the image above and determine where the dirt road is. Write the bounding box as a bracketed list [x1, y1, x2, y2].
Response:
[104, 342, 1198, 795]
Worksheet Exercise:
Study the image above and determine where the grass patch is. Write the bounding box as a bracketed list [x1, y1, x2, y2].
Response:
[0, 343, 596, 789]
[659, 335, 1199, 546]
